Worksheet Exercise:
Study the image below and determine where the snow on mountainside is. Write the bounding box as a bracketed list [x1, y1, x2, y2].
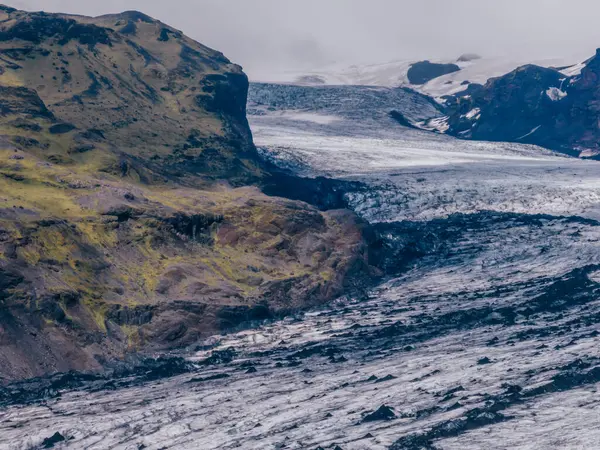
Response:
[439, 49, 600, 157]
[254, 55, 590, 99]
[256, 51, 600, 159]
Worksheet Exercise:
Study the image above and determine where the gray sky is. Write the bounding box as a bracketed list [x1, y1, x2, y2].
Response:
[7, 0, 600, 78]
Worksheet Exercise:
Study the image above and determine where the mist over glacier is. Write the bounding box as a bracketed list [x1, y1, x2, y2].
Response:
[9, 0, 600, 78]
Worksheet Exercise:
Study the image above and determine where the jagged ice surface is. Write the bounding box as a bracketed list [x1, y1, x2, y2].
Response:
[4, 82, 600, 449]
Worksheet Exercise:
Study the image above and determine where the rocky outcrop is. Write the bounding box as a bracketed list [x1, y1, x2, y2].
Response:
[0, 86, 55, 118]
[407, 61, 461, 85]
[440, 49, 600, 157]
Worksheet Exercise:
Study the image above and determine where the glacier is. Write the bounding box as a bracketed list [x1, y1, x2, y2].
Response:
[3, 82, 600, 450]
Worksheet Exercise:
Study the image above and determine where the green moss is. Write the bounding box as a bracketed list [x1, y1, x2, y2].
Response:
[82, 298, 109, 333]
[0, 116, 352, 345]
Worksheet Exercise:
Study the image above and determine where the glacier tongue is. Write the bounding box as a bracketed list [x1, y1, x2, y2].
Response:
[249, 83, 600, 223]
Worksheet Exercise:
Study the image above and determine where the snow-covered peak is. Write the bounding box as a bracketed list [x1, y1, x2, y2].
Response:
[251, 55, 590, 100]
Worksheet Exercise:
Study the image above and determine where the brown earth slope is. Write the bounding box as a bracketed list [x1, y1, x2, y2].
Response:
[0, 5, 374, 381]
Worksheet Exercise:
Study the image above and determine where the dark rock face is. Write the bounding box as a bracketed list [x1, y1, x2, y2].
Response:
[41, 431, 66, 448]
[0, 13, 111, 46]
[407, 60, 461, 85]
[444, 65, 567, 148]
[389, 110, 421, 129]
[442, 49, 600, 157]
[165, 212, 223, 242]
[48, 123, 76, 134]
[217, 304, 274, 330]
[262, 172, 365, 211]
[0, 86, 55, 118]
[362, 405, 396, 422]
[0, 269, 23, 301]
[198, 73, 249, 120]
[119, 21, 137, 35]
[106, 305, 155, 326]
[9, 118, 43, 132]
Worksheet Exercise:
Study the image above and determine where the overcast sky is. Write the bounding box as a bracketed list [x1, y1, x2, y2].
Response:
[7, 0, 600, 78]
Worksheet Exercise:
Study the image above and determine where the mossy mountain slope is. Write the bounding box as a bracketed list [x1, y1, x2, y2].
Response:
[0, 5, 261, 184]
[0, 6, 372, 380]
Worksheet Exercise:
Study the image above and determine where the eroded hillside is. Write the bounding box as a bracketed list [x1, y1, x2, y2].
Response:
[0, 5, 373, 380]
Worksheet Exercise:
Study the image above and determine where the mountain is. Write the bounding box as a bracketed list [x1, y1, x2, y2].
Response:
[0, 6, 263, 185]
[439, 49, 600, 157]
[0, 5, 373, 380]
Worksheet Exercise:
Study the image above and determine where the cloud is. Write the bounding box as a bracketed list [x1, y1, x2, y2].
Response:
[8, 0, 600, 79]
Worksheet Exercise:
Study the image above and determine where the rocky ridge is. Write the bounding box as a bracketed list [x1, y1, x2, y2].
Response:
[406, 60, 461, 85]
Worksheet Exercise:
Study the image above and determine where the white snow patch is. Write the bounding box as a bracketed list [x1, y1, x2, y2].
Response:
[579, 148, 600, 158]
[464, 108, 481, 120]
[418, 116, 450, 133]
[546, 87, 568, 101]
[280, 112, 341, 125]
[588, 270, 600, 283]
[560, 61, 587, 77]
[517, 125, 541, 140]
